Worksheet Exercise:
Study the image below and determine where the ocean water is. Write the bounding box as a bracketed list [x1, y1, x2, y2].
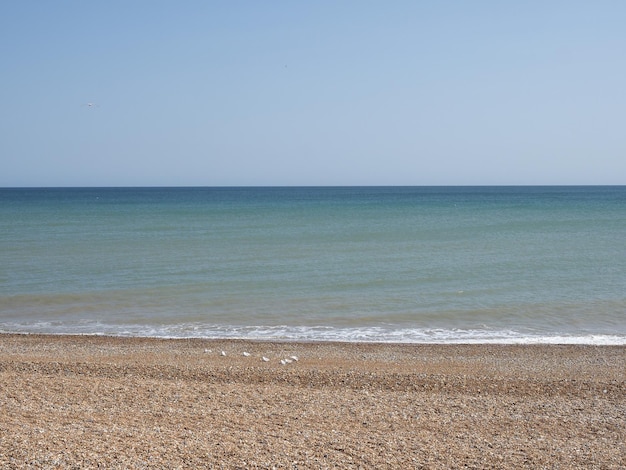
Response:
[1, 186, 625, 344]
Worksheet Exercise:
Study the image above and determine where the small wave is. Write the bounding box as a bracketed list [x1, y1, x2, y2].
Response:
[1, 321, 626, 345]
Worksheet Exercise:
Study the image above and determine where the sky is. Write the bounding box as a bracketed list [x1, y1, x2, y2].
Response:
[1, 1, 625, 187]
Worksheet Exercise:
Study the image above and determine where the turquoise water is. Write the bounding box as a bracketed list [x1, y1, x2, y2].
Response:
[1, 186, 625, 343]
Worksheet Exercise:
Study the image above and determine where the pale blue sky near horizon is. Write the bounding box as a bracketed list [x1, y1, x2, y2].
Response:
[1, 1, 625, 187]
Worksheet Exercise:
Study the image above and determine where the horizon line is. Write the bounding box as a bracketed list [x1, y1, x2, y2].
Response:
[1, 184, 625, 190]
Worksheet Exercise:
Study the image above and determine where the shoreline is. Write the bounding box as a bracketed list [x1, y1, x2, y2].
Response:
[1, 333, 624, 468]
[3, 326, 626, 346]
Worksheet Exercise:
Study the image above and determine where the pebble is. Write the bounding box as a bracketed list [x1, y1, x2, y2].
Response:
[1, 336, 624, 469]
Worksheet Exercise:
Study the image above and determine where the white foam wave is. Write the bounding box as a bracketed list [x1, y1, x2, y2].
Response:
[2, 321, 626, 345]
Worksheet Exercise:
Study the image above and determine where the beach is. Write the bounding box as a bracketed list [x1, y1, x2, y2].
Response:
[0, 334, 624, 468]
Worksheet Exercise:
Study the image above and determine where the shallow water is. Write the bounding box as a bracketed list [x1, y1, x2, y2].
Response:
[1, 186, 625, 343]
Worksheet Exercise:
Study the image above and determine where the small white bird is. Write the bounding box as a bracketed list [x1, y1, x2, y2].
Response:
[220, 351, 227, 356]
[290, 356, 299, 362]
[242, 352, 251, 357]
[261, 357, 270, 362]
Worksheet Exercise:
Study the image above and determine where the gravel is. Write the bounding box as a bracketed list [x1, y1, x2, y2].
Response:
[1, 334, 624, 469]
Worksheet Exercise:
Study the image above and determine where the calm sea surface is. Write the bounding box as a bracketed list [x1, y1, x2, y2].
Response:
[1, 186, 625, 344]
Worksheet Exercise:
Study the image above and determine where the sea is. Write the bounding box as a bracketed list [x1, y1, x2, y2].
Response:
[1, 186, 625, 344]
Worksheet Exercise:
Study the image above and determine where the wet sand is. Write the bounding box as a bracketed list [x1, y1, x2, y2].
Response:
[1, 334, 624, 468]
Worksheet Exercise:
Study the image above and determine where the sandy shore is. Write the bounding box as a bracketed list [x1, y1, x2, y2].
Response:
[0, 334, 624, 469]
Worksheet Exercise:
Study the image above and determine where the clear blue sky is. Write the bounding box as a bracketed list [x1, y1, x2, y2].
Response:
[2, 1, 625, 186]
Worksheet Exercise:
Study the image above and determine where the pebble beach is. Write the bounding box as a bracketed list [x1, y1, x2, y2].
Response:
[1, 334, 624, 468]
